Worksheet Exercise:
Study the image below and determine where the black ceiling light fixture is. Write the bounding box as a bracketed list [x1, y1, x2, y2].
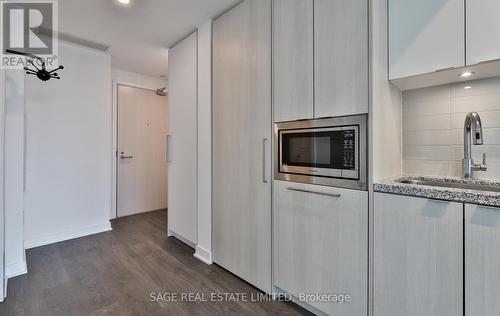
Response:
[6, 49, 64, 81]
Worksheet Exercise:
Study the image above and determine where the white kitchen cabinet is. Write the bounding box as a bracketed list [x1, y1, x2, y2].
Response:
[466, 0, 500, 66]
[374, 193, 463, 316]
[314, 0, 368, 118]
[465, 203, 500, 316]
[213, 0, 272, 293]
[272, 0, 313, 122]
[389, 0, 464, 80]
[167, 32, 198, 244]
[274, 181, 367, 315]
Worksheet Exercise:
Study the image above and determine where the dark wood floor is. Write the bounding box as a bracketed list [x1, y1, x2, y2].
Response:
[0, 210, 310, 315]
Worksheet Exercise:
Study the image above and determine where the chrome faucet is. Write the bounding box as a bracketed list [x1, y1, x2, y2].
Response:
[463, 112, 487, 178]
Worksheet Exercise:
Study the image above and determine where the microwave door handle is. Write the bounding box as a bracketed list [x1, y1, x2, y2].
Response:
[263, 138, 268, 183]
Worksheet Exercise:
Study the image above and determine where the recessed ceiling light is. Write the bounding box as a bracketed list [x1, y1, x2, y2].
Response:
[118, 0, 130, 4]
[464, 86, 472, 90]
[459, 71, 474, 78]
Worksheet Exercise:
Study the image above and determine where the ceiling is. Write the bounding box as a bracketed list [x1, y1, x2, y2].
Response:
[58, 0, 240, 78]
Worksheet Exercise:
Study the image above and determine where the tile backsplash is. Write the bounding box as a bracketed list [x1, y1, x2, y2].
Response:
[402, 76, 500, 180]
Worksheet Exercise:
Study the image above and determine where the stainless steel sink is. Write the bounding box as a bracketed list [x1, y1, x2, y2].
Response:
[397, 178, 500, 193]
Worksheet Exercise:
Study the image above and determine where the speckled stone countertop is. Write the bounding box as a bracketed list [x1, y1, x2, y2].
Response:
[374, 176, 500, 207]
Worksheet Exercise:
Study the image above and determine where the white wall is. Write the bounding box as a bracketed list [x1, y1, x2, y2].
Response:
[24, 41, 112, 248]
[4, 70, 26, 278]
[195, 21, 213, 264]
[371, 0, 403, 182]
[402, 76, 500, 179]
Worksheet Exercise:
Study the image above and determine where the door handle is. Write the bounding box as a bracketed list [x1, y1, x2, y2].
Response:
[166, 134, 172, 162]
[120, 152, 133, 160]
[287, 187, 341, 198]
[263, 138, 268, 183]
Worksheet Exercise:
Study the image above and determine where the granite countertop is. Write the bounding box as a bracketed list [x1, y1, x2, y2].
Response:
[374, 175, 500, 207]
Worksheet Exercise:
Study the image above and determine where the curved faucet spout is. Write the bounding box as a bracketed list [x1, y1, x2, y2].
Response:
[464, 112, 483, 146]
[463, 112, 487, 178]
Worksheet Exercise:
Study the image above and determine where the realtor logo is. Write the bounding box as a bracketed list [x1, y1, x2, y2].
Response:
[1, 0, 58, 69]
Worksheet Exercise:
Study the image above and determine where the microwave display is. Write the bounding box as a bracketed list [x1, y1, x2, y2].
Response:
[281, 130, 356, 170]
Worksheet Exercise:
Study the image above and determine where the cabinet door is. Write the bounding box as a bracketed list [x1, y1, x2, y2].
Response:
[465, 204, 500, 316]
[213, 0, 272, 293]
[167, 32, 198, 244]
[273, 0, 313, 122]
[274, 181, 367, 315]
[466, 0, 500, 66]
[374, 193, 463, 316]
[314, 0, 368, 118]
[389, 0, 464, 79]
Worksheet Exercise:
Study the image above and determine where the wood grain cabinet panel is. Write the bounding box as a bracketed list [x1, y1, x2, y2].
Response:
[274, 181, 368, 315]
[272, 0, 314, 122]
[466, 0, 500, 66]
[314, 0, 368, 117]
[374, 193, 463, 316]
[388, 0, 464, 79]
[465, 204, 500, 316]
[212, 0, 272, 293]
[167, 32, 198, 244]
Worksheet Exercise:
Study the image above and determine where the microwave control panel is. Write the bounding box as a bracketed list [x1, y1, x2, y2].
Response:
[342, 130, 356, 169]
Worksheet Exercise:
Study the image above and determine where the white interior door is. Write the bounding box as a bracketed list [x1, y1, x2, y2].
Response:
[117, 85, 168, 218]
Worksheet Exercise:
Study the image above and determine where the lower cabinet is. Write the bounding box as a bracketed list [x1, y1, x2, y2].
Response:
[374, 193, 463, 316]
[274, 180, 367, 315]
[465, 203, 500, 316]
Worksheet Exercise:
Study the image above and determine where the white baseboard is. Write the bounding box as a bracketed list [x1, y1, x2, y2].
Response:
[24, 222, 112, 249]
[194, 245, 213, 265]
[5, 260, 27, 279]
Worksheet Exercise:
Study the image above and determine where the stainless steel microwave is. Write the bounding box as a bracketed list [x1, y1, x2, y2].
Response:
[274, 115, 367, 190]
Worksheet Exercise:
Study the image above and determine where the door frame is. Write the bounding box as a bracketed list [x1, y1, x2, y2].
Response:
[111, 80, 167, 219]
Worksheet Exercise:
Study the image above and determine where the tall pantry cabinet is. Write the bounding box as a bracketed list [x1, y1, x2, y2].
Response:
[167, 32, 198, 245]
[212, 0, 273, 293]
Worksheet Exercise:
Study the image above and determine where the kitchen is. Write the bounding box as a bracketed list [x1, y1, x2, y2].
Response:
[168, 0, 500, 315]
[0, 0, 499, 315]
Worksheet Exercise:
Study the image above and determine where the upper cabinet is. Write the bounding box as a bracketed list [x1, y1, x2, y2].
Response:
[314, 0, 368, 118]
[273, 0, 368, 122]
[389, 0, 465, 80]
[466, 0, 500, 66]
[273, 0, 314, 122]
[389, 0, 500, 90]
